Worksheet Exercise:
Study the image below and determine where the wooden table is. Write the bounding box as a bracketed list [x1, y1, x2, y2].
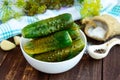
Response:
[0, 33, 120, 80]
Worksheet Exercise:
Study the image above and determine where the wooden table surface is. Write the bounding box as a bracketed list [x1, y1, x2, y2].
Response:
[0, 32, 120, 80]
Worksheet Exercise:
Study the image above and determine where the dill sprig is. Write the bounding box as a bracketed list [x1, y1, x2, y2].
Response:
[0, 0, 25, 23]
[79, 0, 102, 18]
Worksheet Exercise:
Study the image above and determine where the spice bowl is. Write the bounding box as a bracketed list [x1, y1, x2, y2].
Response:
[20, 30, 87, 74]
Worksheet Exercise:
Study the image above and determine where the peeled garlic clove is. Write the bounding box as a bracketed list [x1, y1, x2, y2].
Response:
[0, 40, 16, 51]
[82, 14, 120, 41]
[14, 36, 21, 45]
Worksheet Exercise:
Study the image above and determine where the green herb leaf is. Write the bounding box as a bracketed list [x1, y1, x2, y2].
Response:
[0, 0, 24, 22]
[15, 0, 26, 8]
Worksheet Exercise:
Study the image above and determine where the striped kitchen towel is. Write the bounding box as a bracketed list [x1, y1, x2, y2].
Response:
[100, 0, 120, 21]
[0, 16, 37, 41]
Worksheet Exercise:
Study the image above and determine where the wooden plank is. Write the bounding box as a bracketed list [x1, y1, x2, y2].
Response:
[49, 54, 102, 80]
[0, 46, 49, 80]
[103, 45, 120, 80]
[0, 38, 15, 66]
[21, 63, 49, 80]
[0, 46, 25, 80]
[0, 49, 8, 66]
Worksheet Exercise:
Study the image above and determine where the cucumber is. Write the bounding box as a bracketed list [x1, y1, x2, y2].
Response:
[23, 31, 72, 54]
[22, 13, 73, 38]
[67, 23, 81, 40]
[33, 39, 85, 62]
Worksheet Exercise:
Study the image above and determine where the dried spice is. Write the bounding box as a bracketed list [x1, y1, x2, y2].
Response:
[94, 49, 106, 54]
[24, 0, 74, 16]
[24, 0, 47, 16]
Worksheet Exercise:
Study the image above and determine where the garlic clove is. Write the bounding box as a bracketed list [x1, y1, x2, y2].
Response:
[14, 36, 21, 45]
[0, 40, 16, 51]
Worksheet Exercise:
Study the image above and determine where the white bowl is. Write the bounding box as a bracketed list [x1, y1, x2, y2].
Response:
[20, 30, 87, 74]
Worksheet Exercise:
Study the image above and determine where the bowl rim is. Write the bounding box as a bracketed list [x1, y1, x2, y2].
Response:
[20, 30, 87, 64]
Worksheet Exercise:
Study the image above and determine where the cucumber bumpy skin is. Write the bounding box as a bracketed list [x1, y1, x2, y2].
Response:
[22, 13, 73, 38]
[33, 39, 85, 62]
[67, 23, 81, 40]
[23, 31, 72, 54]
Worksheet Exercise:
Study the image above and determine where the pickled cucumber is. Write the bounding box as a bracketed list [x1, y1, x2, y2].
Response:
[33, 39, 85, 62]
[22, 13, 73, 38]
[67, 23, 81, 40]
[23, 31, 72, 54]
